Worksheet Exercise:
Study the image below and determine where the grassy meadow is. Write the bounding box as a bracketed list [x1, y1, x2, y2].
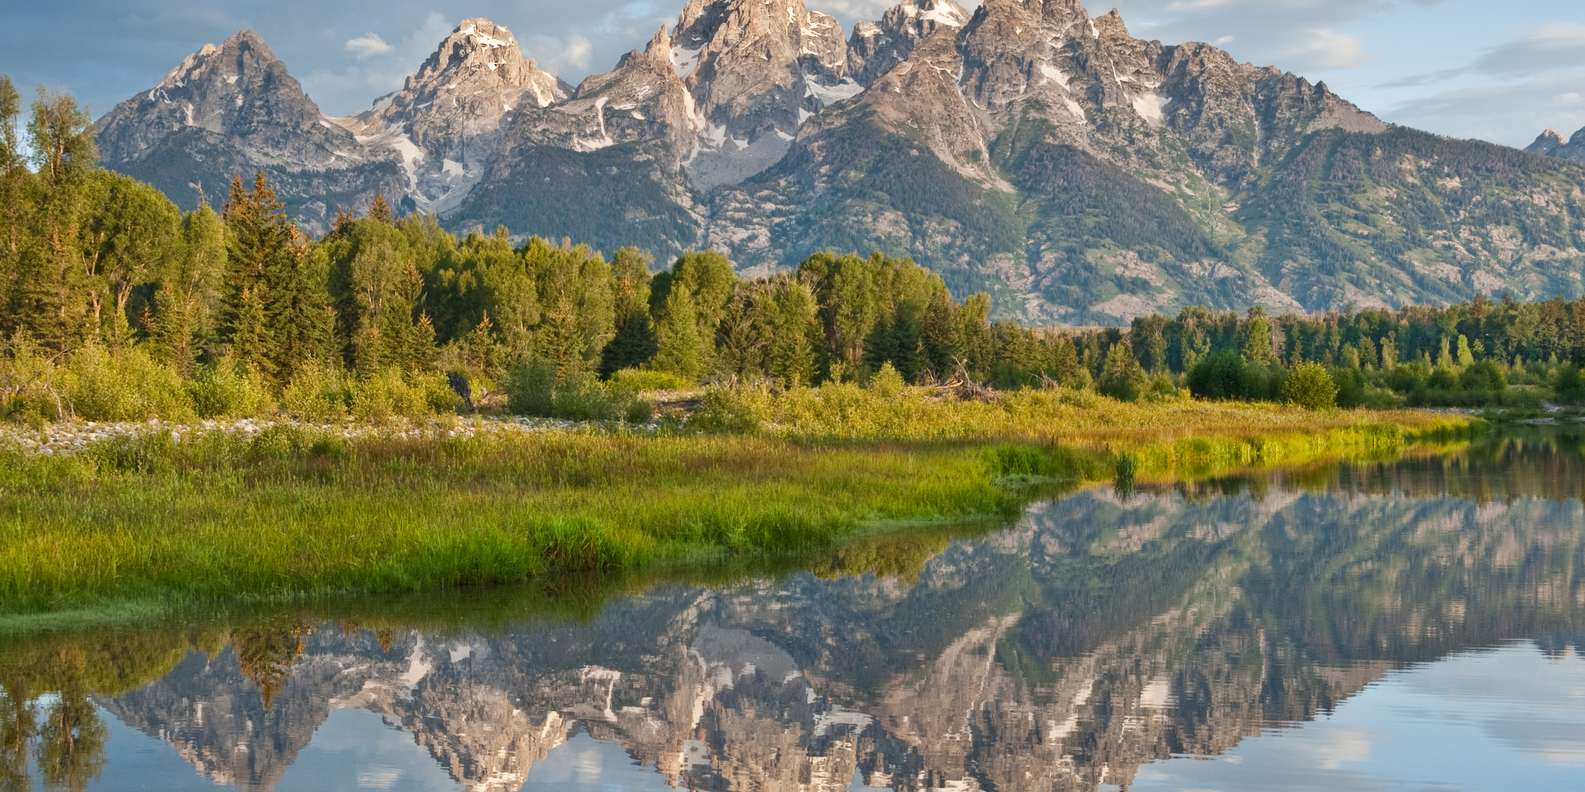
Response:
[0, 383, 1476, 623]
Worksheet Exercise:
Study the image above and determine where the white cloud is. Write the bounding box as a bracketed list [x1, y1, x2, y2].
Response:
[1278, 28, 1367, 71]
[1385, 70, 1585, 146]
[344, 32, 393, 59]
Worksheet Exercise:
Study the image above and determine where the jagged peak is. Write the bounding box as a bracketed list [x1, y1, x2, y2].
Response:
[889, 0, 969, 28]
[159, 29, 278, 87]
[223, 29, 273, 54]
[1094, 8, 1128, 38]
[452, 17, 518, 49]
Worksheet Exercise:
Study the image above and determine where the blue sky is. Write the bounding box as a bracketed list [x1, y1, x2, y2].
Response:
[2, 0, 1583, 147]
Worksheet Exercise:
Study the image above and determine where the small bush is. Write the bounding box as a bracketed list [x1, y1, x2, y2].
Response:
[1280, 363, 1339, 411]
[608, 368, 694, 393]
[688, 385, 771, 434]
[351, 368, 460, 420]
[1459, 361, 1507, 395]
[506, 358, 650, 422]
[505, 358, 557, 417]
[65, 344, 194, 421]
[248, 424, 314, 462]
[282, 363, 351, 421]
[188, 359, 275, 419]
[868, 363, 906, 398]
[1555, 365, 1585, 405]
[0, 339, 68, 425]
[1333, 367, 1368, 408]
[1143, 374, 1184, 402]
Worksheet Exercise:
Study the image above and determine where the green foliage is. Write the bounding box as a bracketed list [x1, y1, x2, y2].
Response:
[1098, 343, 1149, 402]
[869, 362, 907, 398]
[281, 362, 351, 421]
[506, 357, 649, 422]
[1280, 363, 1339, 411]
[64, 345, 194, 422]
[0, 336, 69, 425]
[350, 368, 460, 420]
[608, 368, 693, 392]
[652, 283, 705, 379]
[187, 359, 275, 419]
[1555, 366, 1585, 405]
[1459, 360, 1507, 394]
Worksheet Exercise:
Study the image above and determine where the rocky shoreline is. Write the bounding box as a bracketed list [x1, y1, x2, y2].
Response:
[0, 415, 620, 457]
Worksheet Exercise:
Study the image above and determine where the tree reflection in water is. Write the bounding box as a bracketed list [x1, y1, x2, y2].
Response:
[1, 429, 1583, 791]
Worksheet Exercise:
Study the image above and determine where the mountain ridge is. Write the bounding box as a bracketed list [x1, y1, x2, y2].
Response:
[95, 0, 1585, 323]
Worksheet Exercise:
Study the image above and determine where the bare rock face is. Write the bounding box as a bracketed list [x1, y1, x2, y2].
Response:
[1528, 127, 1585, 162]
[95, 30, 405, 234]
[848, 0, 969, 86]
[97, 31, 348, 167]
[454, 30, 708, 255]
[335, 18, 571, 214]
[668, 0, 856, 190]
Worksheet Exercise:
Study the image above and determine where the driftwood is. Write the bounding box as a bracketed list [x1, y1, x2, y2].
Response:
[920, 360, 998, 402]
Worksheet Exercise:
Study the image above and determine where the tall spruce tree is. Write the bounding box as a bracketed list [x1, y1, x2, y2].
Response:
[653, 282, 704, 379]
[600, 247, 656, 376]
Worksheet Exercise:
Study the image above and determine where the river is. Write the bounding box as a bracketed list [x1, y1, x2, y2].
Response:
[4, 429, 1584, 791]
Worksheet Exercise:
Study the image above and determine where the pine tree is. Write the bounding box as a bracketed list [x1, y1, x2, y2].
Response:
[150, 284, 198, 373]
[1241, 310, 1276, 365]
[600, 247, 656, 376]
[765, 277, 817, 388]
[367, 193, 394, 224]
[230, 286, 272, 373]
[1099, 342, 1149, 402]
[653, 283, 704, 380]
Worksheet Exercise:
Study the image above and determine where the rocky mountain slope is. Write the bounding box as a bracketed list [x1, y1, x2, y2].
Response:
[1528, 126, 1585, 162]
[98, 0, 1585, 323]
[95, 30, 405, 235]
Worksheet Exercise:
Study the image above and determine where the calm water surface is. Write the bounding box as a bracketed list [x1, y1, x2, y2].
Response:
[5, 430, 1585, 791]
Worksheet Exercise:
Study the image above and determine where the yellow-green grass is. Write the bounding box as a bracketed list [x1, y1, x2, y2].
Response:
[0, 396, 1476, 623]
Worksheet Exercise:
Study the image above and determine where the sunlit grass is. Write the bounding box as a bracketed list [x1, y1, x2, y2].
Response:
[0, 395, 1476, 619]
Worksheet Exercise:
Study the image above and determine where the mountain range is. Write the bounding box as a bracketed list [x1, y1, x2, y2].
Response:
[95, 0, 1585, 324]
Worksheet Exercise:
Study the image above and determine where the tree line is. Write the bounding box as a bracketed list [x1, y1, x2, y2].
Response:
[2, 78, 1583, 423]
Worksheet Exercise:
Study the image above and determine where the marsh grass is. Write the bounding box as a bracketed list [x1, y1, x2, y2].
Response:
[0, 394, 1476, 621]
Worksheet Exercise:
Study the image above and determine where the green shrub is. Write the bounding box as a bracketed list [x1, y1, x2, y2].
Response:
[506, 358, 557, 417]
[1187, 351, 1247, 401]
[868, 363, 906, 398]
[351, 368, 460, 420]
[282, 363, 351, 421]
[188, 359, 275, 419]
[65, 344, 194, 421]
[1280, 363, 1339, 411]
[0, 339, 68, 425]
[1144, 374, 1183, 402]
[608, 368, 694, 392]
[1333, 367, 1369, 408]
[688, 385, 771, 434]
[506, 358, 650, 422]
[1098, 345, 1148, 402]
[1459, 361, 1507, 395]
[1555, 365, 1585, 405]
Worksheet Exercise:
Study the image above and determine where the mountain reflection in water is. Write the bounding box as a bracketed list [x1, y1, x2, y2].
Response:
[4, 430, 1585, 791]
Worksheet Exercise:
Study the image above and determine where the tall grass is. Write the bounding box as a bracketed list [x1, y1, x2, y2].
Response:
[0, 395, 1476, 620]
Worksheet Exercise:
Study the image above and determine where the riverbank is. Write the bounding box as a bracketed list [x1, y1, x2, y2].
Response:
[0, 392, 1475, 625]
